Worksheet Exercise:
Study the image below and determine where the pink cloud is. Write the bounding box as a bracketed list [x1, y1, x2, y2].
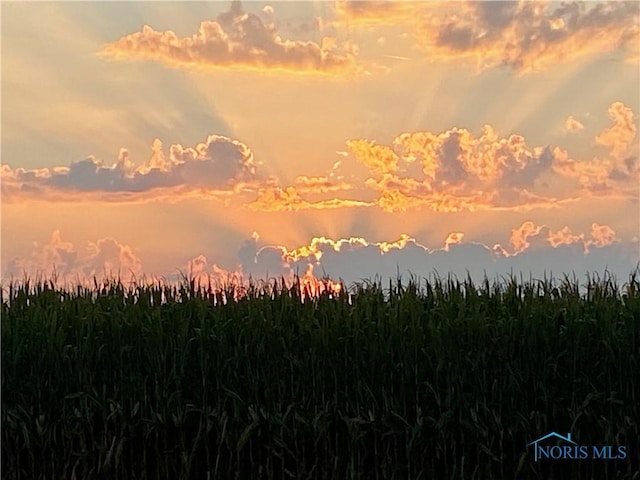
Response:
[3, 231, 143, 284]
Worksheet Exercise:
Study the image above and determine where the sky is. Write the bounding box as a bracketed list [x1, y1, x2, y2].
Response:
[1, 0, 639, 288]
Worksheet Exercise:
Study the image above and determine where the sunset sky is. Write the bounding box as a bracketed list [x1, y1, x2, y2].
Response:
[2, 0, 639, 286]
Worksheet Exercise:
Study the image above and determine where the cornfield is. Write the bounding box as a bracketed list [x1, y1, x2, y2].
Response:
[2, 271, 639, 479]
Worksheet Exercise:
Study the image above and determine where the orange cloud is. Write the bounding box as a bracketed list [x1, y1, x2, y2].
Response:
[510, 221, 544, 254]
[588, 223, 617, 248]
[565, 116, 585, 133]
[335, 1, 639, 73]
[298, 263, 344, 300]
[274, 233, 426, 263]
[346, 139, 399, 175]
[270, 236, 371, 266]
[547, 226, 584, 248]
[246, 185, 372, 211]
[394, 125, 554, 189]
[333, 1, 423, 28]
[356, 124, 560, 212]
[378, 233, 415, 253]
[553, 102, 638, 193]
[595, 102, 637, 160]
[376, 190, 493, 213]
[294, 175, 354, 194]
[102, 1, 362, 76]
[346, 103, 637, 213]
[364, 174, 430, 196]
[4, 105, 634, 214]
[1, 134, 259, 203]
[376, 190, 425, 213]
[551, 146, 611, 192]
[444, 232, 465, 250]
[506, 220, 618, 256]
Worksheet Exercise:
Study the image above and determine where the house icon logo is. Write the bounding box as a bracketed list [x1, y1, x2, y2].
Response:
[528, 432, 577, 462]
[527, 431, 628, 461]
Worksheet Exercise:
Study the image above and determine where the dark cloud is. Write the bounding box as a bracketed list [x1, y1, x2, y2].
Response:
[2, 134, 258, 201]
[336, 0, 639, 72]
[243, 228, 637, 286]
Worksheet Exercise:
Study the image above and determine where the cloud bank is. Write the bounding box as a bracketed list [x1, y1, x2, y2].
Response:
[2, 231, 143, 283]
[4, 222, 637, 289]
[102, 1, 362, 76]
[341, 102, 637, 213]
[335, 0, 640, 73]
[3, 103, 637, 212]
[233, 221, 637, 286]
[2, 135, 258, 203]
